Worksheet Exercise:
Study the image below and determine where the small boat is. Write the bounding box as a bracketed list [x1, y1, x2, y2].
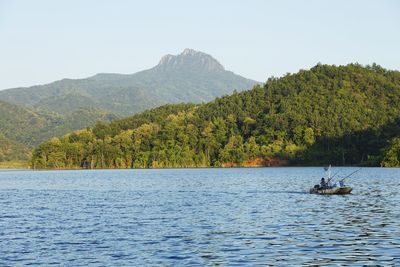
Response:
[309, 185, 352, 195]
[309, 165, 357, 195]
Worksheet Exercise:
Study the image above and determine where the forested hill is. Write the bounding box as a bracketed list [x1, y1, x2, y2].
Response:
[0, 100, 118, 161]
[31, 64, 400, 169]
[0, 49, 258, 116]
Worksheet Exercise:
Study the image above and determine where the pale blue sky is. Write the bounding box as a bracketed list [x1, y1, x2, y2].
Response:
[0, 0, 399, 89]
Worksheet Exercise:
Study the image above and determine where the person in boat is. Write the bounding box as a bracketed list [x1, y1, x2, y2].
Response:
[320, 177, 327, 189]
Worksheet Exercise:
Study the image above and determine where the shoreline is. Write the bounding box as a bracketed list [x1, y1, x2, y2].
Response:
[5, 165, 394, 172]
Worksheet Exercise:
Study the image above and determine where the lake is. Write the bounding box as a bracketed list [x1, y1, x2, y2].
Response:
[0, 167, 399, 266]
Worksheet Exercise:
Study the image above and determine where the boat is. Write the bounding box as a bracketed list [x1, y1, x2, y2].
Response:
[309, 165, 357, 195]
[309, 185, 352, 195]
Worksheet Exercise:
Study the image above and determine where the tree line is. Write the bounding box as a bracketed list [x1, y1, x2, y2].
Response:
[31, 63, 400, 169]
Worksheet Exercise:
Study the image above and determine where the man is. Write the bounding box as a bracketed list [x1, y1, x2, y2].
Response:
[320, 177, 327, 189]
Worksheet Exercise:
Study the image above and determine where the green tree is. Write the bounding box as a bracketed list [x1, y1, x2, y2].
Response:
[381, 138, 400, 167]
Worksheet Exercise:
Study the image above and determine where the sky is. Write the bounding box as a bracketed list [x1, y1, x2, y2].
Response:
[0, 0, 399, 89]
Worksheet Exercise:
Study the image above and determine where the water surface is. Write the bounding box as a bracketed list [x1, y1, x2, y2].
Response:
[0, 167, 399, 266]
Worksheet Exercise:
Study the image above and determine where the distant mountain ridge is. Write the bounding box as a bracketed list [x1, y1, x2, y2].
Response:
[0, 49, 259, 116]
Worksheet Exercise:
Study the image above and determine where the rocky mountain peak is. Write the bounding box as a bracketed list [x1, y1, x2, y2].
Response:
[156, 48, 225, 72]
[181, 48, 199, 56]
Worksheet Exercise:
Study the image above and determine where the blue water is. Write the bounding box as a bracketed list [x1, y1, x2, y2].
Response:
[0, 167, 399, 266]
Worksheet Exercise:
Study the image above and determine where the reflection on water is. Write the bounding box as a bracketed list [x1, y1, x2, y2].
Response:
[0, 167, 399, 266]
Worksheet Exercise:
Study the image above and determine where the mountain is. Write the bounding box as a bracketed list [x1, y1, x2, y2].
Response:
[0, 49, 259, 116]
[0, 100, 118, 161]
[31, 63, 400, 169]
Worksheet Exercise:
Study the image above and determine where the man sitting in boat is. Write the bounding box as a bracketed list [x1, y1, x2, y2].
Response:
[320, 178, 328, 189]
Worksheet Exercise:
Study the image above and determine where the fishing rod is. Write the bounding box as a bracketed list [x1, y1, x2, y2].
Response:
[340, 167, 362, 182]
[326, 168, 342, 186]
[330, 168, 342, 180]
[324, 165, 342, 184]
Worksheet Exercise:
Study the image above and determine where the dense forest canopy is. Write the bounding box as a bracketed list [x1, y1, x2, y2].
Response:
[31, 64, 400, 169]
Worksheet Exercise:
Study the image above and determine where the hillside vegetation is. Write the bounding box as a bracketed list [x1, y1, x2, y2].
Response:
[0, 134, 31, 162]
[0, 49, 258, 163]
[0, 100, 117, 161]
[31, 64, 400, 169]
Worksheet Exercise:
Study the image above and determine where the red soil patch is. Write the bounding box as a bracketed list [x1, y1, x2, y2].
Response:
[222, 157, 288, 168]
